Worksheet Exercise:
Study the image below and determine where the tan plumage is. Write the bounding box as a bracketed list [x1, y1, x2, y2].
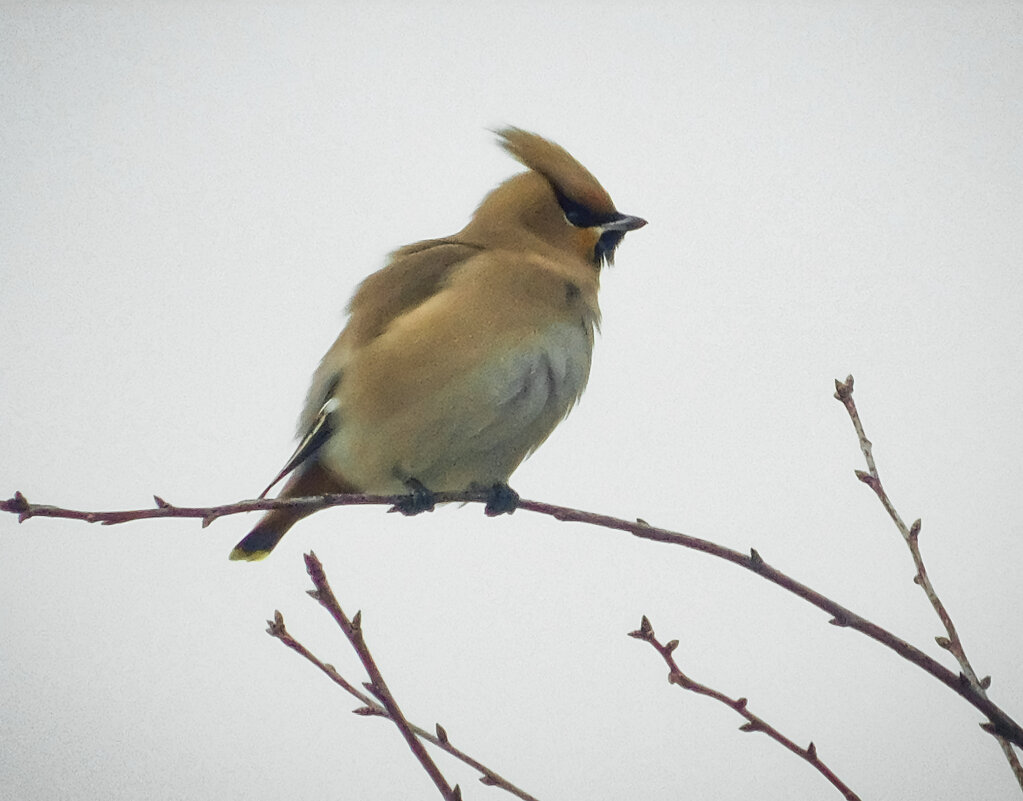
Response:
[230, 127, 645, 561]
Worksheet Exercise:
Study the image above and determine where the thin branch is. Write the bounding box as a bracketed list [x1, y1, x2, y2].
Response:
[628, 616, 860, 801]
[0, 489, 497, 527]
[267, 607, 539, 801]
[3, 491, 1021, 749]
[834, 375, 1023, 789]
[300, 551, 459, 801]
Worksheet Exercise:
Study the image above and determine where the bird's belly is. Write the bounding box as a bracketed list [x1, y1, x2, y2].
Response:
[326, 320, 592, 493]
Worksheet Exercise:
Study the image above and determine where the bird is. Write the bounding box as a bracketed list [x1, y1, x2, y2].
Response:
[229, 127, 646, 561]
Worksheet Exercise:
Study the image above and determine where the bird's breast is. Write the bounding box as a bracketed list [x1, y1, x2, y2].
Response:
[487, 319, 593, 424]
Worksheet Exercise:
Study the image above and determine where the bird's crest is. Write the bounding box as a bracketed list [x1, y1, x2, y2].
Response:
[496, 127, 617, 217]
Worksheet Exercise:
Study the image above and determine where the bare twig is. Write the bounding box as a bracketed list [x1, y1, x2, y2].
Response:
[300, 551, 460, 800]
[0, 489, 498, 527]
[267, 605, 539, 801]
[834, 375, 1023, 788]
[4, 491, 1021, 749]
[628, 616, 860, 801]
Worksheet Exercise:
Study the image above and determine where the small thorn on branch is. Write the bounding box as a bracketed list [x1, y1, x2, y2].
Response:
[749, 548, 764, 571]
[435, 723, 448, 744]
[153, 495, 170, 508]
[807, 741, 817, 759]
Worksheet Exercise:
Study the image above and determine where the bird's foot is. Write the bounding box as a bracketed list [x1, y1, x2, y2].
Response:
[391, 478, 436, 516]
[483, 482, 519, 517]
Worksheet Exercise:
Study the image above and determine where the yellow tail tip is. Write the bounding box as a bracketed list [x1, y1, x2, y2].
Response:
[228, 546, 271, 562]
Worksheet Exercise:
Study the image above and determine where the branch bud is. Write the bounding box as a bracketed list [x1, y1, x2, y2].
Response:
[833, 375, 854, 400]
[628, 616, 654, 640]
[266, 610, 286, 637]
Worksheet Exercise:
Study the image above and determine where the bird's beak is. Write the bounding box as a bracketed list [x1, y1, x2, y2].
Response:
[602, 214, 648, 233]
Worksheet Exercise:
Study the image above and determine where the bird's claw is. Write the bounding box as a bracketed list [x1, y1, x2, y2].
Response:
[391, 478, 436, 516]
[484, 482, 519, 517]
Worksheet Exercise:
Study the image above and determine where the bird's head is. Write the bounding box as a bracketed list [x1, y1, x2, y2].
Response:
[461, 127, 646, 269]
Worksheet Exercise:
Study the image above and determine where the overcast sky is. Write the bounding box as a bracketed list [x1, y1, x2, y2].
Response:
[2, 3, 1022, 800]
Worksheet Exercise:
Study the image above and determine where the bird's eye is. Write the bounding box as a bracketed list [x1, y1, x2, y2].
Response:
[555, 191, 605, 228]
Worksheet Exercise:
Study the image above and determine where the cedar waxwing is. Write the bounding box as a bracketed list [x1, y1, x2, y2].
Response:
[230, 128, 645, 561]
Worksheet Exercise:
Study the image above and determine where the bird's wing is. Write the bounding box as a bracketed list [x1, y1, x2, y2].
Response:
[290, 239, 483, 455]
[258, 395, 340, 499]
[341, 239, 484, 349]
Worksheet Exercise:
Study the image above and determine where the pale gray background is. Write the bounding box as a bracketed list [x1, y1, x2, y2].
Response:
[2, 4, 1021, 799]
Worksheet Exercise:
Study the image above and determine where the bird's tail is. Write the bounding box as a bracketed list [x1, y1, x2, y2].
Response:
[229, 463, 353, 561]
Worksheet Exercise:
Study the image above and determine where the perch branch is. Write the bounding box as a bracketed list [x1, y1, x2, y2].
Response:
[3, 490, 1021, 749]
